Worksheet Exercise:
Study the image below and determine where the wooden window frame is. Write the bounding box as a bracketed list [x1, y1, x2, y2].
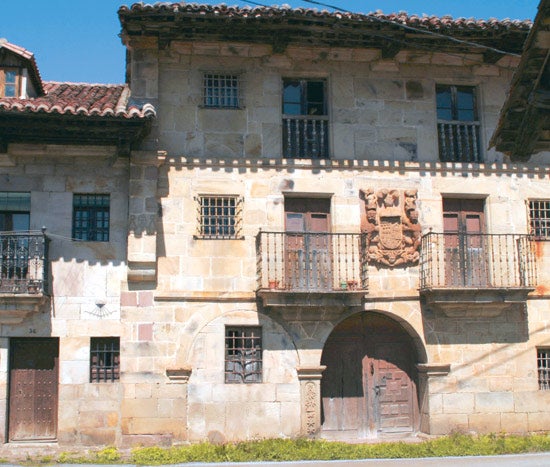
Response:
[224, 326, 262, 384]
[90, 337, 120, 383]
[72, 194, 110, 242]
[436, 84, 482, 163]
[0, 68, 20, 98]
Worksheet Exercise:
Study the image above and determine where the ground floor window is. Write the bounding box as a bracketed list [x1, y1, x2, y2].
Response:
[90, 337, 120, 382]
[537, 348, 550, 390]
[225, 326, 262, 383]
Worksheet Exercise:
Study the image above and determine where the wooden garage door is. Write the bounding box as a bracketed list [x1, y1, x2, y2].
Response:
[9, 338, 59, 441]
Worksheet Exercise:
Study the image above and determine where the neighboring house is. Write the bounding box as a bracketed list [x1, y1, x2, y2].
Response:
[0, 1, 549, 449]
[0, 39, 154, 444]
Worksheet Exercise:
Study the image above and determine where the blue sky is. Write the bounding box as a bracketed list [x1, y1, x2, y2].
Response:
[0, 0, 539, 84]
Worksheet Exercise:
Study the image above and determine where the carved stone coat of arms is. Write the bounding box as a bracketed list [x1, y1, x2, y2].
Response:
[360, 188, 421, 267]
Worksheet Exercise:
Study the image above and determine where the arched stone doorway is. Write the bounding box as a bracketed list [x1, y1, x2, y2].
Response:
[321, 312, 419, 439]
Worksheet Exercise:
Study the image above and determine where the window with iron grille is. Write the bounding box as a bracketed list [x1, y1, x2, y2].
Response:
[73, 194, 110, 241]
[90, 337, 120, 383]
[203, 73, 241, 108]
[196, 195, 242, 239]
[436, 85, 481, 163]
[225, 326, 262, 383]
[538, 348, 550, 390]
[529, 200, 550, 240]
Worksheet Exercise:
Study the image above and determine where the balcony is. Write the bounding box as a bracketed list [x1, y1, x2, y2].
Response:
[438, 121, 481, 163]
[282, 116, 329, 159]
[0, 231, 49, 323]
[256, 231, 367, 308]
[419, 232, 536, 316]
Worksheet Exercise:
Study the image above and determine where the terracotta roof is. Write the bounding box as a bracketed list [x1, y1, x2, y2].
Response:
[118, 3, 533, 32]
[0, 82, 156, 119]
[0, 39, 44, 94]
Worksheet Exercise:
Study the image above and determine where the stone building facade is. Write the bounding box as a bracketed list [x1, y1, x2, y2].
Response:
[1, 2, 550, 448]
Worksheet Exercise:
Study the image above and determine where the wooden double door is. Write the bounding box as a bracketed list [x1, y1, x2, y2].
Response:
[443, 199, 487, 287]
[321, 313, 418, 438]
[285, 198, 331, 290]
[8, 338, 59, 441]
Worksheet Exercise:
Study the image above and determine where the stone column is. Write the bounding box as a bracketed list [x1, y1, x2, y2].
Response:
[297, 365, 326, 437]
[416, 363, 451, 434]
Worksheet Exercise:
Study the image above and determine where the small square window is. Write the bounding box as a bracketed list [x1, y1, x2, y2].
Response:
[529, 200, 550, 240]
[538, 348, 550, 390]
[225, 326, 262, 384]
[90, 337, 120, 383]
[73, 194, 110, 241]
[196, 195, 242, 239]
[203, 73, 241, 108]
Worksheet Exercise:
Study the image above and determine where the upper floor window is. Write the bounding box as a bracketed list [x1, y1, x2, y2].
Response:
[196, 195, 243, 239]
[90, 337, 120, 383]
[0, 69, 18, 97]
[529, 200, 550, 240]
[225, 326, 262, 384]
[203, 73, 241, 109]
[436, 85, 481, 163]
[282, 79, 329, 159]
[0, 192, 30, 231]
[73, 194, 110, 242]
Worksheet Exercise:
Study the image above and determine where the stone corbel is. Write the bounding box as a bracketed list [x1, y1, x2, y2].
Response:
[416, 363, 451, 377]
[166, 367, 192, 384]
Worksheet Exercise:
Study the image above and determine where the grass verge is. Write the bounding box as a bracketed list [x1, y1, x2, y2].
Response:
[22, 433, 550, 465]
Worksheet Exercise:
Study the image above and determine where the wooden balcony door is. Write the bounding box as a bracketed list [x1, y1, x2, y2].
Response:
[9, 338, 59, 441]
[284, 198, 331, 291]
[443, 198, 488, 287]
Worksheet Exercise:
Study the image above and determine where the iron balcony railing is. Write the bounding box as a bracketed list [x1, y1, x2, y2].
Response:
[438, 120, 481, 163]
[419, 232, 536, 290]
[256, 231, 368, 292]
[283, 115, 329, 159]
[0, 231, 49, 294]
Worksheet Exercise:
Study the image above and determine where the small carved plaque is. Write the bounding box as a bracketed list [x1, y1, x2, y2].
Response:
[360, 188, 421, 267]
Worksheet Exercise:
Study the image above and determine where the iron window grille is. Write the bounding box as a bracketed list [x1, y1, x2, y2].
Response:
[529, 200, 550, 240]
[73, 194, 110, 241]
[538, 348, 550, 390]
[196, 195, 243, 239]
[90, 337, 120, 383]
[225, 326, 262, 384]
[203, 73, 242, 108]
[436, 84, 481, 163]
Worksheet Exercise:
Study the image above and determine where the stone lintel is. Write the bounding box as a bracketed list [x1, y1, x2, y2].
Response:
[416, 363, 451, 377]
[166, 367, 192, 383]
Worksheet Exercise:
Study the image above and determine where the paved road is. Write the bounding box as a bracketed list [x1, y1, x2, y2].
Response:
[6, 453, 550, 466]
[165, 453, 550, 467]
